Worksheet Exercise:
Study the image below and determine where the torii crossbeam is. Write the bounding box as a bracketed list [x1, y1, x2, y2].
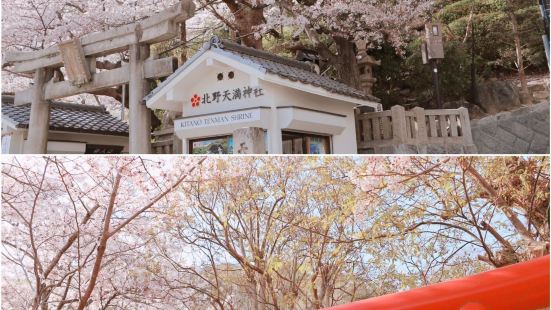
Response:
[3, 0, 195, 154]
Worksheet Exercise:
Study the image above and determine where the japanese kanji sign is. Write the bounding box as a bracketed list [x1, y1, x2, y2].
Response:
[190, 85, 265, 108]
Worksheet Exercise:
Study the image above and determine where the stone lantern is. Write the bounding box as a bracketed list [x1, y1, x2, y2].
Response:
[356, 40, 381, 95]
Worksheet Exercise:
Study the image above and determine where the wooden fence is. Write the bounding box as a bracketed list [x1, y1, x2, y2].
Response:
[356, 105, 474, 151]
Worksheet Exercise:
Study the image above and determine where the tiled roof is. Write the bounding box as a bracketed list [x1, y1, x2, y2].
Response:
[2, 96, 129, 136]
[145, 36, 380, 103]
[219, 39, 379, 102]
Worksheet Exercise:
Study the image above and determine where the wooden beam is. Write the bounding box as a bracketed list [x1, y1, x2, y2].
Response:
[81, 33, 137, 58]
[11, 54, 63, 73]
[46, 66, 129, 99]
[141, 20, 178, 44]
[144, 56, 178, 79]
[14, 90, 31, 106]
[3, 45, 59, 63]
[14, 57, 176, 104]
[4, 0, 195, 73]
[140, 0, 195, 27]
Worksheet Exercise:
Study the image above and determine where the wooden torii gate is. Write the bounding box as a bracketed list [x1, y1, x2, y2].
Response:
[3, 0, 195, 154]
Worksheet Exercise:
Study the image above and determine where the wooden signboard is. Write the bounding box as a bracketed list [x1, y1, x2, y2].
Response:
[425, 23, 445, 60]
[59, 38, 91, 87]
[421, 42, 429, 64]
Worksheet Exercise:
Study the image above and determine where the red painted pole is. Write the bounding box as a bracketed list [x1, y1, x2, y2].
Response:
[325, 255, 550, 310]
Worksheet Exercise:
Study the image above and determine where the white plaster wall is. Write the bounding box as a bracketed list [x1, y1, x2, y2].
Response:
[19, 131, 129, 154]
[162, 55, 360, 154]
[2, 123, 26, 154]
[47, 141, 86, 154]
[267, 82, 359, 154]
[171, 59, 281, 152]
[9, 131, 26, 154]
[178, 60, 276, 117]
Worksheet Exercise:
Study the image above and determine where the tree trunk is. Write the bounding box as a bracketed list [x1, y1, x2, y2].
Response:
[333, 36, 361, 89]
[247, 276, 260, 310]
[256, 277, 267, 310]
[222, 0, 264, 49]
[264, 273, 280, 310]
[508, 11, 532, 104]
[311, 272, 321, 309]
[77, 172, 122, 310]
[179, 22, 188, 65]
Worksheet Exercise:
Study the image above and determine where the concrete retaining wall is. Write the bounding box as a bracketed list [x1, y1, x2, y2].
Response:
[471, 101, 550, 154]
[362, 143, 477, 154]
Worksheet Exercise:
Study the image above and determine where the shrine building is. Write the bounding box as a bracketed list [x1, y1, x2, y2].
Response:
[145, 36, 382, 154]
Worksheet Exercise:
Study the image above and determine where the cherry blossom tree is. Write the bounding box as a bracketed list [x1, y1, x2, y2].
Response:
[353, 156, 550, 268]
[2, 1, 435, 93]
[196, 0, 277, 50]
[1, 0, 206, 119]
[149, 157, 391, 309]
[259, 0, 434, 88]
[1, 0, 182, 89]
[3, 156, 548, 309]
[2, 156, 204, 309]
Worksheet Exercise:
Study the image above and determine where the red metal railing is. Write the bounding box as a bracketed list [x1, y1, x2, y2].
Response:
[325, 255, 550, 310]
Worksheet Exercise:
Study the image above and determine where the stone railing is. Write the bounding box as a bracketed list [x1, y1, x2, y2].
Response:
[151, 127, 180, 154]
[356, 105, 476, 154]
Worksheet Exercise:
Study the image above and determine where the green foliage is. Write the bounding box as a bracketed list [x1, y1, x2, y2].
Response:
[407, 39, 471, 103]
[373, 40, 472, 108]
[438, 0, 546, 74]
[370, 44, 406, 108]
[373, 0, 546, 106]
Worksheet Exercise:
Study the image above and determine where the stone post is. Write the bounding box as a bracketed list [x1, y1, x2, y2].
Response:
[268, 107, 282, 153]
[458, 107, 474, 145]
[26, 68, 51, 154]
[390, 105, 407, 144]
[233, 127, 265, 154]
[412, 107, 428, 143]
[182, 138, 190, 154]
[458, 107, 478, 153]
[173, 136, 183, 154]
[129, 43, 152, 154]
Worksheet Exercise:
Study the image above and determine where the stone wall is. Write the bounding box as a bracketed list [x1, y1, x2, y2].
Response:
[471, 101, 550, 154]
